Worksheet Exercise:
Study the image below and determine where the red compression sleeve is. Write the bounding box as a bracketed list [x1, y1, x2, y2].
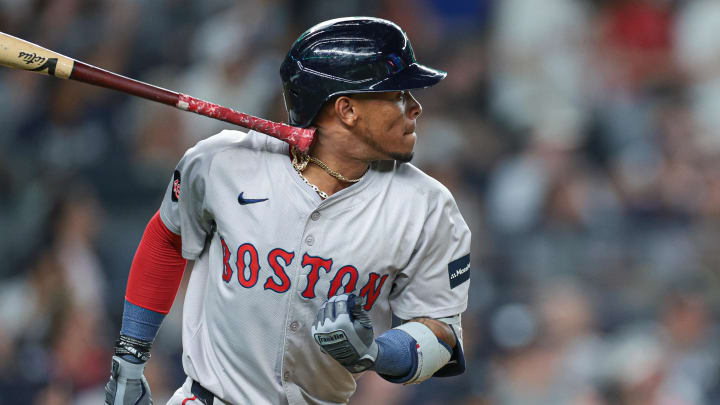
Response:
[125, 211, 187, 314]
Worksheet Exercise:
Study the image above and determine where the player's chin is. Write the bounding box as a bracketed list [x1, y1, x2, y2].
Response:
[389, 151, 414, 163]
[388, 134, 416, 163]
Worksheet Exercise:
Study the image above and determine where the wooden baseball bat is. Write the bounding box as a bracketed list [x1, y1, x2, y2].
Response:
[0, 32, 315, 152]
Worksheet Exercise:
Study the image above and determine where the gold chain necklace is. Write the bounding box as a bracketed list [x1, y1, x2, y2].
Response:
[291, 147, 364, 183]
[290, 147, 366, 200]
[291, 147, 327, 199]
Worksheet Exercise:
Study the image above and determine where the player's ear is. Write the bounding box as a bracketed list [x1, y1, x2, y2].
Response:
[334, 95, 358, 127]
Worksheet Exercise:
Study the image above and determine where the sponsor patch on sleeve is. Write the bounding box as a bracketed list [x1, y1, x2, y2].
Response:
[171, 170, 181, 202]
[448, 254, 470, 289]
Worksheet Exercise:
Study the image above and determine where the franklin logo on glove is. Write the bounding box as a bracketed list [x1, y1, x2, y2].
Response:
[315, 331, 348, 345]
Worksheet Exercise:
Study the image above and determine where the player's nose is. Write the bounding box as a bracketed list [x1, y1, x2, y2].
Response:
[406, 91, 422, 120]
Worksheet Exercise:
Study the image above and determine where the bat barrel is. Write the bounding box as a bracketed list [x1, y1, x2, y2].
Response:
[0, 32, 75, 78]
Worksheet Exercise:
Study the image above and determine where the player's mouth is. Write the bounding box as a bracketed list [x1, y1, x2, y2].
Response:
[404, 126, 416, 136]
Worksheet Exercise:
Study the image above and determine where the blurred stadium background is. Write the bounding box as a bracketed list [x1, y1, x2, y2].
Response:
[1, 0, 720, 404]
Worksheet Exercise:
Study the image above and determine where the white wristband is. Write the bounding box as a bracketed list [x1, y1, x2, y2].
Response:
[395, 322, 453, 384]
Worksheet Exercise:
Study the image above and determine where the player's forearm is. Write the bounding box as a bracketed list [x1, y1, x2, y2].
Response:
[119, 211, 187, 358]
[121, 300, 165, 344]
[373, 317, 457, 380]
[373, 329, 416, 376]
[406, 317, 457, 348]
[313, 296, 465, 384]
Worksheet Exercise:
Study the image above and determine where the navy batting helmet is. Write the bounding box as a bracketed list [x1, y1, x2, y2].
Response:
[280, 17, 446, 128]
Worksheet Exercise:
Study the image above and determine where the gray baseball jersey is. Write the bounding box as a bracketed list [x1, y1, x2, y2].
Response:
[159, 129, 471, 405]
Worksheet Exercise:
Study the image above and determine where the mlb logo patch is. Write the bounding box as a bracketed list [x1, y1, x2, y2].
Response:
[448, 254, 470, 289]
[172, 170, 181, 202]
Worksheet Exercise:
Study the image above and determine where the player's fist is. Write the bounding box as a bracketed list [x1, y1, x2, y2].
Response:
[312, 293, 378, 373]
[104, 356, 153, 405]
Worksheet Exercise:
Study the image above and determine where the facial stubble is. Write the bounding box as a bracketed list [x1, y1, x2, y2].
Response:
[361, 131, 414, 163]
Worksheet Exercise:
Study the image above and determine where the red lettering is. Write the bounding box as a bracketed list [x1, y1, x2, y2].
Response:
[328, 265, 358, 298]
[359, 273, 388, 311]
[237, 243, 261, 288]
[221, 238, 233, 283]
[264, 248, 294, 293]
[301, 253, 333, 299]
[221, 243, 376, 305]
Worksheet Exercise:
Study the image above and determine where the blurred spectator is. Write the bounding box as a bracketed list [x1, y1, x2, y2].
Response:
[491, 0, 590, 135]
[675, 0, 720, 152]
[53, 187, 107, 317]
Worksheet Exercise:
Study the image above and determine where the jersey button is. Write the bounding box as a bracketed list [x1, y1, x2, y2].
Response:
[289, 321, 299, 332]
[311, 211, 320, 221]
[283, 370, 291, 381]
[305, 235, 314, 246]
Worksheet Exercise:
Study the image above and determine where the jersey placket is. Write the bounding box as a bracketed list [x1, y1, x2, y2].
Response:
[277, 153, 385, 403]
[279, 205, 325, 404]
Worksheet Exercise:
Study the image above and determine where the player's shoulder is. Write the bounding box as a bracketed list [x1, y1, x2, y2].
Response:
[186, 129, 280, 157]
[181, 129, 288, 167]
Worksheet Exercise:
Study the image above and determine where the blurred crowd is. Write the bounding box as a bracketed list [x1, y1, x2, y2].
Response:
[1, 0, 719, 404]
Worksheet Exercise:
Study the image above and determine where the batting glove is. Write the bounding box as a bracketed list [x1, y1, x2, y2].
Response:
[312, 293, 378, 373]
[104, 356, 152, 405]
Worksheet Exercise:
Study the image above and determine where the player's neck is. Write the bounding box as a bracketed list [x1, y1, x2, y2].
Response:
[302, 139, 371, 197]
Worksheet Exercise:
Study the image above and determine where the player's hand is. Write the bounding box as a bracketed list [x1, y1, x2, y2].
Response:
[104, 356, 153, 405]
[311, 293, 378, 373]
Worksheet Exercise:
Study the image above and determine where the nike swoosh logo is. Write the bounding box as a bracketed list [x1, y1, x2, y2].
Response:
[238, 192, 269, 205]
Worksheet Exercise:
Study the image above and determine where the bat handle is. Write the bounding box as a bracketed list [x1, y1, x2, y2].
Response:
[177, 94, 315, 152]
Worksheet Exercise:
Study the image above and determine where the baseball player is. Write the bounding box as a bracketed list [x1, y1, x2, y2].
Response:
[105, 17, 471, 405]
